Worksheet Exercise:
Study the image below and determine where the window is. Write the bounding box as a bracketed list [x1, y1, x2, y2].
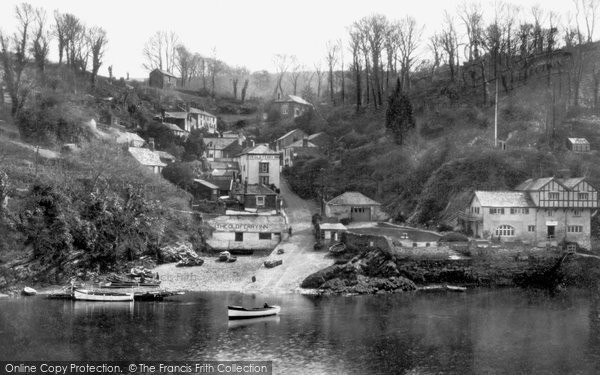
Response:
[256, 196, 265, 207]
[573, 210, 582, 217]
[567, 225, 583, 233]
[495, 225, 515, 236]
[259, 162, 269, 173]
[579, 193, 589, 200]
[259, 176, 269, 185]
[259, 233, 272, 240]
[510, 208, 529, 214]
[528, 225, 536, 232]
[235, 232, 243, 242]
[489, 208, 505, 215]
[546, 209, 554, 216]
[471, 207, 480, 214]
[281, 104, 288, 115]
[548, 192, 560, 200]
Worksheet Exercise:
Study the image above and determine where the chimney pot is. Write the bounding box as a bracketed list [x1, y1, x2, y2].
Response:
[148, 137, 155, 151]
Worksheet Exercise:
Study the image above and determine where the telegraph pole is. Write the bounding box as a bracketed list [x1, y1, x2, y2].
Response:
[494, 76, 498, 148]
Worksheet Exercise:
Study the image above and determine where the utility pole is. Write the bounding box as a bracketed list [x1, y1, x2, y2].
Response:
[494, 76, 498, 148]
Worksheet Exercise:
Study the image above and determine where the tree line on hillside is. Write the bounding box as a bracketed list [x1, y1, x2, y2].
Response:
[1, 3, 108, 116]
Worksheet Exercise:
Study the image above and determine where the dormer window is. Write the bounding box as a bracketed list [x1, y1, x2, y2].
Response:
[578, 193, 589, 200]
[548, 192, 560, 200]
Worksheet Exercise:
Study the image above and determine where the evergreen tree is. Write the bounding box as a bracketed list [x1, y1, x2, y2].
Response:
[385, 78, 416, 145]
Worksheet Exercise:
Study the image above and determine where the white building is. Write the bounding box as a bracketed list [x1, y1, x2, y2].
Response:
[462, 177, 598, 249]
[237, 144, 281, 189]
[189, 108, 217, 134]
[206, 214, 289, 252]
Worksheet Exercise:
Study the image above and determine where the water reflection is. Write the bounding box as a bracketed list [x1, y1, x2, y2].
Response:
[0, 289, 599, 374]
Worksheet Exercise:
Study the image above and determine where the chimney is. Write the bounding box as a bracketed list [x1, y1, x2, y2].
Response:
[244, 178, 248, 193]
[302, 136, 308, 148]
[277, 92, 281, 100]
[148, 137, 155, 151]
[160, 109, 165, 121]
[238, 133, 243, 146]
[251, 139, 255, 147]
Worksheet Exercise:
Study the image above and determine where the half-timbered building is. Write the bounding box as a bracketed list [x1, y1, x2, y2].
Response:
[462, 177, 598, 249]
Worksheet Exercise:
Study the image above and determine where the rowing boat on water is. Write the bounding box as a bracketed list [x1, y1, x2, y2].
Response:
[227, 305, 281, 320]
[74, 289, 134, 302]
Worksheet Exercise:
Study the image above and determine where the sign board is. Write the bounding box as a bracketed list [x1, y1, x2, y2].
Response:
[208, 215, 287, 233]
[248, 155, 278, 160]
[546, 221, 558, 226]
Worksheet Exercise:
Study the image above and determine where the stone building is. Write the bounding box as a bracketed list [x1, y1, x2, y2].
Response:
[148, 69, 177, 89]
[325, 192, 389, 222]
[206, 214, 289, 252]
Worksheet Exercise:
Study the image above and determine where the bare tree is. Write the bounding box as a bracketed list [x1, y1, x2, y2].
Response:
[241, 78, 250, 103]
[53, 11, 66, 65]
[440, 11, 460, 82]
[272, 53, 291, 98]
[31, 7, 50, 80]
[142, 31, 179, 73]
[349, 26, 363, 112]
[0, 3, 34, 115]
[458, 1, 484, 63]
[207, 47, 222, 97]
[574, 0, 600, 43]
[357, 14, 388, 107]
[62, 13, 83, 68]
[88, 26, 107, 88]
[325, 40, 339, 105]
[231, 66, 249, 99]
[428, 34, 443, 79]
[338, 39, 346, 104]
[397, 16, 423, 92]
[175, 44, 192, 87]
[287, 56, 303, 95]
[313, 61, 325, 101]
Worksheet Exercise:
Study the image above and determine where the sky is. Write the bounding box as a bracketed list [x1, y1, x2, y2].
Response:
[0, 0, 584, 79]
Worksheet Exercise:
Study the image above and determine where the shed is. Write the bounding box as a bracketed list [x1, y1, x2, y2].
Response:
[325, 192, 389, 222]
[148, 69, 177, 89]
[567, 138, 590, 153]
[319, 223, 347, 243]
[128, 147, 166, 174]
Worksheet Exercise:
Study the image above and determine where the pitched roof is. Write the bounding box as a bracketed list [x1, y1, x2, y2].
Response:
[155, 150, 175, 160]
[326, 192, 381, 206]
[320, 223, 347, 231]
[238, 144, 278, 155]
[287, 139, 317, 148]
[164, 111, 188, 119]
[193, 179, 219, 190]
[276, 95, 313, 106]
[209, 160, 239, 170]
[308, 132, 325, 140]
[473, 191, 533, 207]
[568, 137, 589, 144]
[115, 131, 145, 145]
[206, 178, 233, 190]
[189, 107, 216, 117]
[162, 122, 187, 132]
[557, 177, 586, 189]
[203, 137, 238, 150]
[128, 147, 166, 167]
[276, 128, 306, 142]
[151, 68, 177, 78]
[515, 177, 555, 191]
[236, 184, 278, 195]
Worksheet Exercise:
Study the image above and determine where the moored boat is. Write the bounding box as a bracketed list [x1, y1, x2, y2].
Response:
[22, 287, 37, 296]
[328, 242, 346, 254]
[228, 305, 281, 320]
[264, 259, 283, 268]
[74, 289, 134, 302]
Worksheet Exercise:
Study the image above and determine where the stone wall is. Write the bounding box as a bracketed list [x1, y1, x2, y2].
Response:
[343, 232, 393, 256]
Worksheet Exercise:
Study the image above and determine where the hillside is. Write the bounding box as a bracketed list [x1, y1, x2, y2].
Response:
[280, 42, 600, 247]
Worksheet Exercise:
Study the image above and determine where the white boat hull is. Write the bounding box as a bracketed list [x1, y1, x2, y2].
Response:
[228, 305, 281, 320]
[74, 289, 134, 302]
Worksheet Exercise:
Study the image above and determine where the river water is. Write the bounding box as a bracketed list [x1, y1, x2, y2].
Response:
[2, 288, 600, 374]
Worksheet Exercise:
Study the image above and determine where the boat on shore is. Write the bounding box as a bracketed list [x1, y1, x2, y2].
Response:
[228, 305, 281, 320]
[264, 259, 283, 268]
[74, 289, 134, 302]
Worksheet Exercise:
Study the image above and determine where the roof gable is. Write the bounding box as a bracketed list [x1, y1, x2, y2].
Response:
[276, 128, 306, 142]
[151, 68, 177, 78]
[239, 143, 278, 155]
[128, 147, 166, 167]
[189, 107, 216, 117]
[287, 139, 317, 148]
[473, 191, 533, 207]
[203, 137, 238, 150]
[327, 191, 381, 206]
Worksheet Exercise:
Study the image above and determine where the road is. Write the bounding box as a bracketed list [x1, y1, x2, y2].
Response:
[244, 178, 334, 293]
